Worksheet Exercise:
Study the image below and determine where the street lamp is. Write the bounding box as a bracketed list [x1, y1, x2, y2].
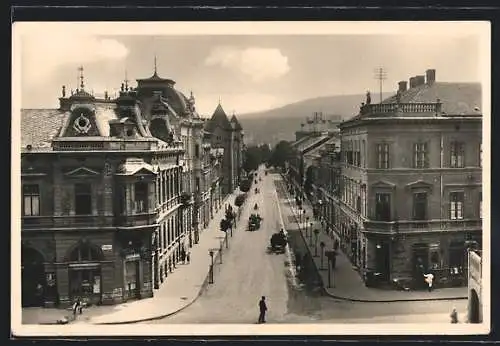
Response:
[306, 217, 310, 237]
[325, 250, 337, 288]
[208, 250, 215, 284]
[302, 210, 306, 226]
[314, 229, 320, 256]
[320, 241, 326, 270]
[309, 222, 313, 242]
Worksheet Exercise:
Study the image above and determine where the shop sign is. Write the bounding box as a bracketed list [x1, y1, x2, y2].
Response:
[125, 253, 141, 261]
[101, 244, 113, 251]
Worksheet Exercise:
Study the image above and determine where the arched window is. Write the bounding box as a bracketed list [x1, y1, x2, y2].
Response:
[69, 242, 101, 262]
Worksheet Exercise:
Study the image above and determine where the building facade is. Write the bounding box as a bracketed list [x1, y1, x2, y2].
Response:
[334, 69, 482, 286]
[20, 66, 232, 308]
[204, 104, 244, 195]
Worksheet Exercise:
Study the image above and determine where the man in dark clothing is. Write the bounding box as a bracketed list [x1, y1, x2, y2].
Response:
[258, 296, 267, 323]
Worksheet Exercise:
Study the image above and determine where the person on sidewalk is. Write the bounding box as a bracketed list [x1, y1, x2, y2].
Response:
[450, 307, 459, 323]
[180, 247, 186, 264]
[258, 296, 267, 324]
[186, 251, 191, 264]
[424, 272, 434, 292]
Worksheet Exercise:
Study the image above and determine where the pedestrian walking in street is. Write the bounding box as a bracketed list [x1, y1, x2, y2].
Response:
[258, 296, 267, 323]
[186, 251, 191, 264]
[424, 272, 434, 292]
[450, 307, 459, 323]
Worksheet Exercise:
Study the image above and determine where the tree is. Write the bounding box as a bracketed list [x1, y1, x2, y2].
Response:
[235, 193, 246, 207]
[269, 140, 294, 169]
[239, 179, 251, 192]
[242, 146, 261, 173]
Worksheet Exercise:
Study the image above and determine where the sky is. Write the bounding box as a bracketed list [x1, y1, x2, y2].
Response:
[17, 22, 485, 116]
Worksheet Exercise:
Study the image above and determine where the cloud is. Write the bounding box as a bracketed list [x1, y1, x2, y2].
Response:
[22, 34, 129, 87]
[204, 46, 290, 83]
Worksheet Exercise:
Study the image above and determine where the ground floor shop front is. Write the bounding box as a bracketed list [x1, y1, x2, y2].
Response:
[329, 204, 482, 289]
[21, 230, 154, 308]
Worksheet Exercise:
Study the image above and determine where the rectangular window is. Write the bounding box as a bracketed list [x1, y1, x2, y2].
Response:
[375, 193, 391, 221]
[75, 183, 92, 215]
[23, 184, 40, 216]
[450, 141, 465, 168]
[134, 182, 148, 213]
[479, 142, 482, 168]
[195, 144, 200, 158]
[376, 143, 389, 169]
[450, 191, 464, 220]
[413, 142, 429, 168]
[479, 191, 482, 219]
[413, 192, 428, 220]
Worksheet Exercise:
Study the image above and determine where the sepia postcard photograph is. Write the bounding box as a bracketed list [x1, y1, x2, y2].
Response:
[11, 21, 491, 337]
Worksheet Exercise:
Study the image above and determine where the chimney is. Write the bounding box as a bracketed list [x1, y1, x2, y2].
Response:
[409, 77, 417, 88]
[426, 69, 436, 85]
[398, 81, 407, 93]
[416, 75, 426, 86]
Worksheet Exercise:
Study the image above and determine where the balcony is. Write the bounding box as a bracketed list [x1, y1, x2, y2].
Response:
[360, 102, 441, 116]
[115, 212, 157, 228]
[22, 215, 115, 229]
[364, 218, 482, 234]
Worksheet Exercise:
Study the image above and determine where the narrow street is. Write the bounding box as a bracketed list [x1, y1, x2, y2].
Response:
[147, 169, 466, 324]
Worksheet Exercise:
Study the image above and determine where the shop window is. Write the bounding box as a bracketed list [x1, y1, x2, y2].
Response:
[450, 191, 464, 220]
[449, 241, 465, 268]
[375, 193, 391, 221]
[450, 141, 465, 168]
[413, 192, 428, 220]
[69, 269, 100, 299]
[75, 183, 92, 215]
[23, 184, 40, 216]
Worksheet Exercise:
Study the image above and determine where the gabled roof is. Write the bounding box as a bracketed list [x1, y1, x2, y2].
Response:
[304, 135, 340, 159]
[205, 104, 233, 132]
[381, 82, 482, 115]
[297, 134, 331, 154]
[230, 114, 243, 131]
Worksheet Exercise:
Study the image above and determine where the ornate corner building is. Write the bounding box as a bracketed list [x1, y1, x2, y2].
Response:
[20, 66, 241, 308]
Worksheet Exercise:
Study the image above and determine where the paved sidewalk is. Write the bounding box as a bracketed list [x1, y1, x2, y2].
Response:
[277, 175, 468, 303]
[89, 190, 244, 324]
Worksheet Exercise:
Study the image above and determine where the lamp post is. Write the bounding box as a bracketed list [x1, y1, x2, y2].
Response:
[320, 241, 326, 270]
[219, 239, 223, 264]
[309, 222, 313, 243]
[325, 250, 336, 288]
[314, 229, 320, 256]
[306, 216, 310, 238]
[302, 210, 306, 228]
[208, 250, 215, 284]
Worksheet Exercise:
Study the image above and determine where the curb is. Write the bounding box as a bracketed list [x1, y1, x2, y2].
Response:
[277, 176, 469, 304]
[93, 191, 243, 325]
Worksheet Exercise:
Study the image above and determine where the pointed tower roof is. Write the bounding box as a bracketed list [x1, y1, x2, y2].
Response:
[230, 113, 243, 131]
[206, 103, 232, 132]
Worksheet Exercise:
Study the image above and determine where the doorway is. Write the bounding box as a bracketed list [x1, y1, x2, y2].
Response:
[21, 246, 46, 307]
[125, 260, 141, 300]
[374, 242, 390, 280]
[469, 289, 481, 323]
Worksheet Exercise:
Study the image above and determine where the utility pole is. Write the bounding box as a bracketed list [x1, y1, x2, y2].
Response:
[374, 67, 387, 103]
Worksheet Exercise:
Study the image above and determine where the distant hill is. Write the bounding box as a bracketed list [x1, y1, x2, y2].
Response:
[239, 92, 393, 146]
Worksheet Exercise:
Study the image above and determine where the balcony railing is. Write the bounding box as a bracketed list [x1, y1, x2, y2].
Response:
[360, 102, 442, 116]
[115, 212, 157, 228]
[364, 218, 482, 234]
[22, 215, 115, 229]
[22, 212, 158, 229]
